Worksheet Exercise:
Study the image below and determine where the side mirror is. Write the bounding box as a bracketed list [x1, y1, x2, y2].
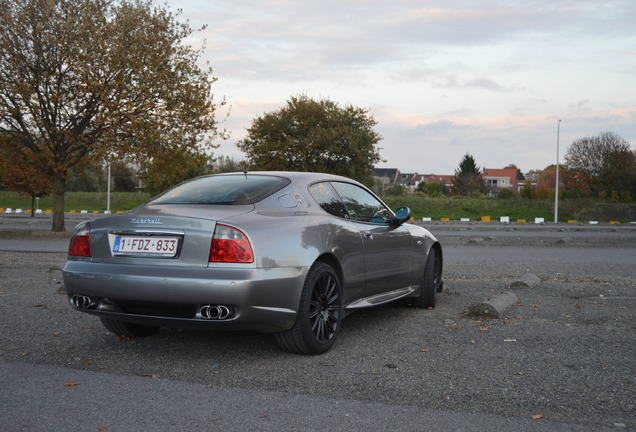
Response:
[393, 206, 411, 226]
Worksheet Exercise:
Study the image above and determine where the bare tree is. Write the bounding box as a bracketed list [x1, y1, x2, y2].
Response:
[564, 132, 635, 199]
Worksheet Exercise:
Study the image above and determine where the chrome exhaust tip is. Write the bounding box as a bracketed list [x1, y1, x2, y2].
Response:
[199, 305, 233, 320]
[70, 294, 96, 309]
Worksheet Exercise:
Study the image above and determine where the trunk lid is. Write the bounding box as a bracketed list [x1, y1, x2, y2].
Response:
[86, 204, 254, 267]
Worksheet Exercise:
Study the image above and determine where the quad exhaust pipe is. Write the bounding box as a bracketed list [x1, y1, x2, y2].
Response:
[200, 305, 233, 320]
[71, 295, 232, 320]
[70, 294, 96, 309]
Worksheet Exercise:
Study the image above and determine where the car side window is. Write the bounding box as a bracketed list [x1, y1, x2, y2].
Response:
[330, 182, 392, 224]
[308, 182, 348, 218]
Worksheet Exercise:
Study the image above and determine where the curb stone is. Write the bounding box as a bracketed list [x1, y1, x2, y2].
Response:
[467, 291, 519, 319]
[509, 273, 541, 288]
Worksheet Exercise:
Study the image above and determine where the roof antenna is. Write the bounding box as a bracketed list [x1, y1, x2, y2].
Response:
[242, 160, 248, 179]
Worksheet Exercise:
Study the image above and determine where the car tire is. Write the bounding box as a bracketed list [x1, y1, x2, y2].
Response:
[100, 318, 160, 337]
[275, 262, 342, 355]
[413, 248, 438, 309]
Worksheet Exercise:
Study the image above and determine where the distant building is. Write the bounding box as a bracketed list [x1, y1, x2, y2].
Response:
[373, 168, 454, 191]
[482, 167, 520, 193]
[420, 174, 454, 188]
[374, 168, 400, 186]
[206, 163, 220, 173]
[397, 172, 418, 188]
[373, 165, 562, 196]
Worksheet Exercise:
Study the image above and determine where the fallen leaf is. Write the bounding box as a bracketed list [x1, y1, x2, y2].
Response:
[52, 332, 62, 336]
[99, 425, 107, 430]
[419, 348, 429, 352]
[64, 382, 80, 387]
[532, 414, 544, 419]
[454, 325, 464, 331]
[83, 329, 93, 332]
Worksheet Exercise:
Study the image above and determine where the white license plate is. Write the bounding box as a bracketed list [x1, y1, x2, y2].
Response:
[112, 236, 179, 257]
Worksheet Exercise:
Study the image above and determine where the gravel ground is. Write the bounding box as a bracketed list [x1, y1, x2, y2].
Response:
[0, 246, 634, 430]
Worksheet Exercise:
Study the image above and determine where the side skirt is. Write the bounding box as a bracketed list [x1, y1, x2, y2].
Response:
[344, 285, 419, 310]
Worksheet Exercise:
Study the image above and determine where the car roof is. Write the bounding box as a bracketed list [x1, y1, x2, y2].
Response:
[215, 171, 365, 186]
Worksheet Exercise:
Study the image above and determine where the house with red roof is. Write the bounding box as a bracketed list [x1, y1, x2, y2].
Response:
[482, 167, 520, 193]
[420, 174, 454, 188]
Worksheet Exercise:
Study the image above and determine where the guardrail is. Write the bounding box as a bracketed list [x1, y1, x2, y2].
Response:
[2, 207, 635, 224]
[1, 208, 123, 215]
[419, 216, 635, 224]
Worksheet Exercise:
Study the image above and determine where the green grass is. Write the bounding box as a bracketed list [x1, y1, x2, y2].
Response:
[0, 191, 625, 222]
[381, 195, 594, 222]
[0, 191, 150, 213]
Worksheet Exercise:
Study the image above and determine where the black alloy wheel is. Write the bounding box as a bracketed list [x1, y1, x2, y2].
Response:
[413, 248, 438, 309]
[309, 267, 341, 343]
[275, 262, 342, 355]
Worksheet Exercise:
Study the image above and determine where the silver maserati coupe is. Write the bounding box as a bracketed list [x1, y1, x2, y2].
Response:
[63, 171, 443, 354]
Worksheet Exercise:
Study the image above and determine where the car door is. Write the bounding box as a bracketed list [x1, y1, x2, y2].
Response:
[329, 182, 415, 298]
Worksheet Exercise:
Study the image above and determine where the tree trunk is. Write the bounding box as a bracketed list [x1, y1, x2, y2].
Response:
[51, 176, 66, 232]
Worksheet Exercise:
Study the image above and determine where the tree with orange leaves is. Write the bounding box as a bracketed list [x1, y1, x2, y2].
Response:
[0, 142, 52, 216]
[0, 0, 226, 231]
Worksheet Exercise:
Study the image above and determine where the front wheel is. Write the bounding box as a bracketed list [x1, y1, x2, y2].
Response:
[275, 262, 342, 355]
[100, 318, 160, 337]
[413, 248, 439, 309]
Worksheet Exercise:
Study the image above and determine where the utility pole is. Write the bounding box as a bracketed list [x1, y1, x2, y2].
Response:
[554, 119, 561, 223]
[106, 162, 111, 214]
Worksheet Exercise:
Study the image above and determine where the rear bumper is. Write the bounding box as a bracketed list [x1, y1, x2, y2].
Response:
[63, 261, 308, 333]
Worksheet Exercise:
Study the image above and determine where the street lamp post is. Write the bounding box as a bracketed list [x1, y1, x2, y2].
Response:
[106, 162, 111, 214]
[554, 119, 562, 223]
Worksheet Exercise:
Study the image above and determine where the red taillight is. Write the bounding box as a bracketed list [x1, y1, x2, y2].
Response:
[210, 224, 254, 263]
[68, 221, 92, 257]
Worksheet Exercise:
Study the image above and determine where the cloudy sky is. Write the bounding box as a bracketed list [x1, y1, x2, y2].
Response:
[170, 0, 635, 175]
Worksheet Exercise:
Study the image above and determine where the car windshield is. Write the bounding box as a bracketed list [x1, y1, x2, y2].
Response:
[148, 174, 290, 205]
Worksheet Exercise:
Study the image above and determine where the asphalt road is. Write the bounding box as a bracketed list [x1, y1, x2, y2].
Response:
[0, 219, 634, 431]
[1, 212, 636, 251]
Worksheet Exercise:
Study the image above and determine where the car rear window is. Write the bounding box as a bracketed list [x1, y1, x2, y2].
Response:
[148, 174, 291, 205]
